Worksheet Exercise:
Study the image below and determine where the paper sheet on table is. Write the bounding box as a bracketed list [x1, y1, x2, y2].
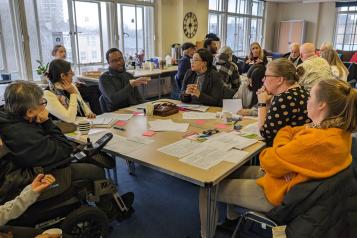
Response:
[222, 99, 243, 113]
[149, 119, 189, 132]
[127, 136, 154, 145]
[203, 132, 258, 151]
[177, 103, 209, 112]
[222, 149, 250, 164]
[158, 139, 200, 158]
[240, 122, 261, 136]
[182, 112, 217, 120]
[89, 131, 143, 155]
[85, 113, 133, 128]
[179, 146, 224, 170]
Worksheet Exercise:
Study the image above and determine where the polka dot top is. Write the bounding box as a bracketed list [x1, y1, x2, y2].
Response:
[260, 86, 311, 146]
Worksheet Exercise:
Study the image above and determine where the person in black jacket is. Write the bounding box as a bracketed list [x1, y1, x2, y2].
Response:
[180, 48, 235, 107]
[174, 42, 196, 96]
[0, 81, 133, 220]
[99, 48, 148, 112]
[243, 42, 268, 73]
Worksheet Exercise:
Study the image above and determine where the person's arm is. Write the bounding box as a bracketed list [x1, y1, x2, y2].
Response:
[0, 174, 55, 226]
[74, 85, 94, 117]
[180, 71, 193, 103]
[98, 73, 133, 107]
[230, 65, 240, 91]
[0, 185, 39, 226]
[259, 128, 342, 178]
[259, 93, 294, 142]
[197, 72, 225, 106]
[44, 90, 78, 123]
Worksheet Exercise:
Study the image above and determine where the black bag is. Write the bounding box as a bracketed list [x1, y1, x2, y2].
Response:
[234, 211, 277, 238]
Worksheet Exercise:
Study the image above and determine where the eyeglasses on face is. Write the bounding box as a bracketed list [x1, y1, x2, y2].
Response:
[39, 98, 47, 106]
[263, 75, 280, 80]
[109, 57, 124, 64]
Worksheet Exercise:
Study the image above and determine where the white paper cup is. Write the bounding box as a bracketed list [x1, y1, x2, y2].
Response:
[78, 120, 91, 135]
[145, 104, 154, 116]
[42, 228, 62, 237]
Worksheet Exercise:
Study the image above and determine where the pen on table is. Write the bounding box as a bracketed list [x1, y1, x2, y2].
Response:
[113, 126, 126, 131]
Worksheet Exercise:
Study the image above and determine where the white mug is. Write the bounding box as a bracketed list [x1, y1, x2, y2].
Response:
[78, 120, 91, 135]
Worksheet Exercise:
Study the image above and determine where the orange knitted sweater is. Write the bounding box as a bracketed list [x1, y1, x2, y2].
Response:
[256, 125, 352, 206]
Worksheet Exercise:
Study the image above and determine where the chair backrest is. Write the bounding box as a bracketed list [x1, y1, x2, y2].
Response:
[99, 95, 109, 113]
[352, 135, 357, 165]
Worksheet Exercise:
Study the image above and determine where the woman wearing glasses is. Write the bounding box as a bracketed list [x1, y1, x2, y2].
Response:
[44, 59, 95, 124]
[257, 58, 310, 146]
[180, 48, 235, 106]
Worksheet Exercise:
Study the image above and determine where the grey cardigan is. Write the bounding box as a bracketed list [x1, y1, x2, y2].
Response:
[0, 185, 39, 225]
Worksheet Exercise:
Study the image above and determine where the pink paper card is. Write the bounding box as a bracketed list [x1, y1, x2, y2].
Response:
[143, 130, 155, 137]
[215, 124, 227, 129]
[115, 121, 127, 126]
[133, 111, 143, 116]
[195, 120, 206, 125]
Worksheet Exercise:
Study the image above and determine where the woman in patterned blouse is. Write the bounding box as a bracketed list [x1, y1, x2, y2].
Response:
[257, 58, 311, 146]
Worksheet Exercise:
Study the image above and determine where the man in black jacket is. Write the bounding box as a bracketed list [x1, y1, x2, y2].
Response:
[99, 48, 148, 112]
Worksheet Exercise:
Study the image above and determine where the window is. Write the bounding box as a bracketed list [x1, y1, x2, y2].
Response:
[334, 5, 357, 51]
[0, 0, 22, 79]
[2, 0, 155, 81]
[208, 0, 265, 56]
[117, 3, 155, 60]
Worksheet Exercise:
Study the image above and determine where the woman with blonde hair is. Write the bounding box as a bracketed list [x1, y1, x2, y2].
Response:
[243, 42, 267, 73]
[321, 49, 349, 81]
[199, 79, 357, 238]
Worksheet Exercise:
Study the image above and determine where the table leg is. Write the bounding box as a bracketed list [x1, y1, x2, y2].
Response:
[205, 184, 219, 238]
[126, 160, 136, 175]
[158, 75, 161, 99]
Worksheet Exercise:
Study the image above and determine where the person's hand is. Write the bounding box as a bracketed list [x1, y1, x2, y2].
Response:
[35, 234, 60, 238]
[245, 58, 253, 64]
[256, 86, 272, 103]
[62, 81, 77, 94]
[35, 109, 49, 124]
[284, 172, 297, 182]
[186, 84, 200, 97]
[256, 58, 263, 64]
[130, 77, 150, 87]
[86, 112, 96, 119]
[31, 174, 56, 193]
[238, 109, 253, 116]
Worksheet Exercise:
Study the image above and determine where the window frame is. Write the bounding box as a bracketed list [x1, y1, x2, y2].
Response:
[208, 0, 265, 56]
[334, 6, 357, 51]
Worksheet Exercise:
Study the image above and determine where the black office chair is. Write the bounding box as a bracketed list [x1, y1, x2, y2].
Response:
[231, 164, 357, 238]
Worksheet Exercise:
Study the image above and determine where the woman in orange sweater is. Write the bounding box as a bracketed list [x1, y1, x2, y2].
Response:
[199, 79, 357, 238]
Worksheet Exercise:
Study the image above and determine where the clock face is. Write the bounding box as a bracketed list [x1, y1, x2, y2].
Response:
[183, 12, 198, 39]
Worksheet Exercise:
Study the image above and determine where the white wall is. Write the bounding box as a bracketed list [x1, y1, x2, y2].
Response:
[155, 0, 209, 57]
[264, 2, 336, 52]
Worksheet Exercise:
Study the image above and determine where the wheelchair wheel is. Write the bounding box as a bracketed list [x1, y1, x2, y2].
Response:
[61, 205, 109, 238]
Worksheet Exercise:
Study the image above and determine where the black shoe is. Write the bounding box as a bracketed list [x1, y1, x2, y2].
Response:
[121, 192, 134, 208]
[216, 218, 239, 233]
[116, 192, 135, 222]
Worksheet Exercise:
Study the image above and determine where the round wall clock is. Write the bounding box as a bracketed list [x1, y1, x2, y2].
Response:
[183, 12, 198, 38]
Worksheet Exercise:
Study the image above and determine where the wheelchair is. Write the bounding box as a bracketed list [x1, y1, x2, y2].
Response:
[5, 133, 133, 238]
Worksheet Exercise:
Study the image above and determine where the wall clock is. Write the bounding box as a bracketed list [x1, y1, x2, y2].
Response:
[183, 12, 198, 38]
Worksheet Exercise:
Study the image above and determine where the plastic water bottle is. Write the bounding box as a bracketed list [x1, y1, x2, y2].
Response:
[165, 55, 172, 67]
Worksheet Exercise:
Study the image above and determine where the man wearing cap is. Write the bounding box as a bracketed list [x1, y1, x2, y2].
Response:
[174, 42, 196, 98]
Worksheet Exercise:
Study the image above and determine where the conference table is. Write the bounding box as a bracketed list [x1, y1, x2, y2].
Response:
[77, 66, 178, 99]
[68, 100, 265, 238]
